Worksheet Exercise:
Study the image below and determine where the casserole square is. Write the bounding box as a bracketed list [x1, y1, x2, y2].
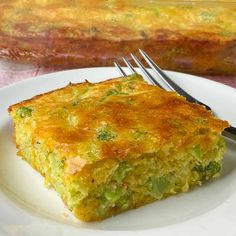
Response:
[8, 74, 229, 221]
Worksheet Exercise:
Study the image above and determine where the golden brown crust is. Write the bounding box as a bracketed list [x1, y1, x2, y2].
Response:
[9, 74, 229, 164]
[8, 73, 229, 221]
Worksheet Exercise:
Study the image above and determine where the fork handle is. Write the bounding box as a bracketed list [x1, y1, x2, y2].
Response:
[223, 126, 236, 141]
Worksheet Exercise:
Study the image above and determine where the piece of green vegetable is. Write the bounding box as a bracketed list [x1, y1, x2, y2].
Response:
[192, 145, 202, 160]
[97, 130, 116, 141]
[149, 176, 173, 198]
[200, 11, 215, 22]
[113, 161, 133, 182]
[97, 125, 117, 141]
[104, 186, 126, 203]
[16, 106, 33, 118]
[194, 161, 221, 178]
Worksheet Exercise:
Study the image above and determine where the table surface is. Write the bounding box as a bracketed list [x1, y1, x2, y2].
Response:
[1, 60, 236, 89]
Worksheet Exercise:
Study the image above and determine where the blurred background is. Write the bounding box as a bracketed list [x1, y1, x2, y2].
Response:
[0, 0, 236, 87]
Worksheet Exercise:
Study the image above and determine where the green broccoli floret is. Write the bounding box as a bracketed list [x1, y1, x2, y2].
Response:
[194, 161, 221, 179]
[16, 106, 33, 118]
[97, 125, 117, 141]
[97, 130, 116, 141]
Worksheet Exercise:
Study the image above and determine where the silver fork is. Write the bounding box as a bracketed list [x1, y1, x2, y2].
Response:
[114, 49, 236, 141]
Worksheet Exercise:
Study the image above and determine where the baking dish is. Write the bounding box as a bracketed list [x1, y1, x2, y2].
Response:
[0, 0, 235, 75]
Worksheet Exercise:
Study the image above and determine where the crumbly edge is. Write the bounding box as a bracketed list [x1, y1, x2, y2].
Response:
[10, 109, 226, 221]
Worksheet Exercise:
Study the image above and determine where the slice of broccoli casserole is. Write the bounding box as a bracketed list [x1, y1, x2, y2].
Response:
[8, 74, 229, 221]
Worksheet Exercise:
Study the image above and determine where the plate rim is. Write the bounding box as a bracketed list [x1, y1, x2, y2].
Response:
[1, 66, 236, 93]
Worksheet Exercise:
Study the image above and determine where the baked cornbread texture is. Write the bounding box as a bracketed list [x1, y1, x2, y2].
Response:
[1, 0, 236, 75]
[8, 74, 229, 221]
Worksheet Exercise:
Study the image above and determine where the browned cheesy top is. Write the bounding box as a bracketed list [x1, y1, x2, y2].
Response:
[9, 74, 229, 165]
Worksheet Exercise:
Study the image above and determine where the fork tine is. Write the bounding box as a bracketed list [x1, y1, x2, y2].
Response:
[139, 49, 175, 91]
[122, 57, 136, 74]
[139, 49, 202, 102]
[130, 53, 164, 88]
[114, 62, 127, 77]
[114, 53, 236, 141]
[139, 49, 211, 108]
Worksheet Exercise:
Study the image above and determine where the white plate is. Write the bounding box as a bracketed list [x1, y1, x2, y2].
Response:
[0, 67, 236, 236]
